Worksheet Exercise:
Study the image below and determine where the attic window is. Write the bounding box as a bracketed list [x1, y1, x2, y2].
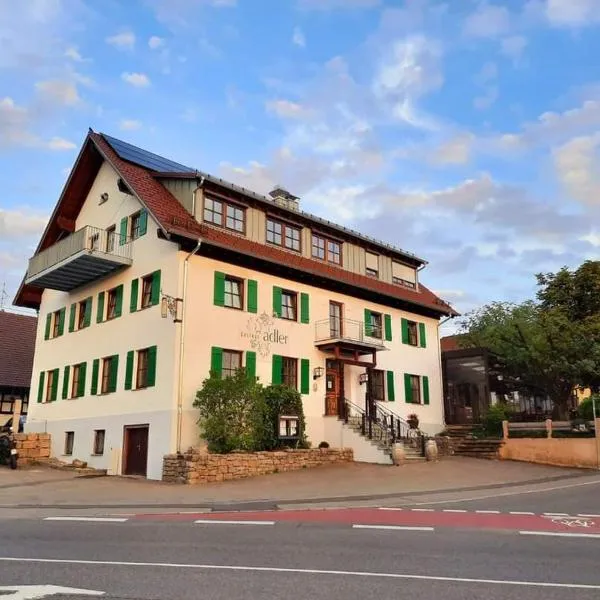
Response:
[118, 178, 133, 195]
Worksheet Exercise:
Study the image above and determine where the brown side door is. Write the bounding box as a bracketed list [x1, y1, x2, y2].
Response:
[123, 425, 149, 476]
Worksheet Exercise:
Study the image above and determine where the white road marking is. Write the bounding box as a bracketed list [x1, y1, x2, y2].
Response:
[519, 531, 600, 539]
[0, 584, 104, 599]
[475, 510, 500, 514]
[578, 514, 600, 518]
[543, 513, 569, 516]
[411, 508, 434, 512]
[0, 556, 598, 590]
[509, 512, 534, 515]
[353, 525, 434, 532]
[442, 509, 467, 513]
[194, 519, 275, 526]
[43, 517, 128, 523]
[378, 507, 403, 511]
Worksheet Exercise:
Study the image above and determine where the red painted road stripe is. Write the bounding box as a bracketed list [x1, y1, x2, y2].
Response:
[132, 509, 600, 533]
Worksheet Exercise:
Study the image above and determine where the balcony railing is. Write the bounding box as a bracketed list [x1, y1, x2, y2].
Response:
[26, 226, 133, 292]
[314, 318, 386, 350]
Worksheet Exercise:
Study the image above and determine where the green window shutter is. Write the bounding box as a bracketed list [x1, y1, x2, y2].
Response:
[384, 314, 393, 341]
[37, 372, 45, 403]
[109, 355, 119, 393]
[57, 308, 66, 336]
[151, 270, 161, 306]
[119, 217, 128, 245]
[210, 347, 223, 377]
[387, 371, 395, 402]
[300, 359, 310, 394]
[62, 366, 70, 400]
[213, 272, 225, 306]
[91, 359, 99, 395]
[404, 373, 413, 404]
[300, 293, 310, 324]
[245, 351, 257, 379]
[84, 297, 92, 327]
[68, 304, 76, 333]
[147, 346, 157, 387]
[364, 309, 372, 336]
[139, 210, 148, 236]
[114, 284, 124, 318]
[97, 292, 105, 323]
[130, 279, 139, 312]
[423, 376, 430, 405]
[401, 318, 409, 344]
[78, 362, 87, 398]
[419, 322, 427, 348]
[44, 314, 51, 340]
[272, 286, 282, 318]
[247, 279, 258, 313]
[271, 354, 282, 385]
[125, 351, 134, 390]
[51, 369, 59, 402]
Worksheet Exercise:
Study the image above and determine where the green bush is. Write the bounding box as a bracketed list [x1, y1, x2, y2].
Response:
[578, 395, 600, 421]
[193, 372, 307, 453]
[481, 404, 508, 438]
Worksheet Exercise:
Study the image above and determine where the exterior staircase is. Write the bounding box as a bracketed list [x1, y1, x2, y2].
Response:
[441, 425, 504, 459]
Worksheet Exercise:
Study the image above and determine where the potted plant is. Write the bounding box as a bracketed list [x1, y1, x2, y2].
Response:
[407, 413, 419, 430]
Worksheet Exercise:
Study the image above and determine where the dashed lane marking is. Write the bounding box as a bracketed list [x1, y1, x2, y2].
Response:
[442, 509, 467, 513]
[509, 512, 535, 515]
[352, 525, 434, 532]
[475, 510, 500, 514]
[193, 519, 275, 526]
[44, 516, 129, 523]
[520, 531, 600, 539]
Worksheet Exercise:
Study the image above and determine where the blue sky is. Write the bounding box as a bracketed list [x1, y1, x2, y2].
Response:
[2, 0, 600, 322]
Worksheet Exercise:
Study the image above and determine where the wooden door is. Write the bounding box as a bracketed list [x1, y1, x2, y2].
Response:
[325, 363, 339, 416]
[123, 425, 149, 476]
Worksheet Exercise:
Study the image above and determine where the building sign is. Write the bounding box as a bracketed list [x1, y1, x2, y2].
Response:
[241, 312, 289, 358]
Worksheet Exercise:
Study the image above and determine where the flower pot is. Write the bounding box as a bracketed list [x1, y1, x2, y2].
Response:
[391, 442, 406, 466]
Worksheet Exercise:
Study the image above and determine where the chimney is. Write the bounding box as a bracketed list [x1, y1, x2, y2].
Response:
[269, 186, 300, 211]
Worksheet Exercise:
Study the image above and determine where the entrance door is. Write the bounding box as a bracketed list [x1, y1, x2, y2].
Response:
[325, 359, 345, 417]
[329, 301, 343, 338]
[123, 425, 149, 476]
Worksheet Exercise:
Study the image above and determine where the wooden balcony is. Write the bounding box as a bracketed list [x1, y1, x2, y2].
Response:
[25, 226, 132, 292]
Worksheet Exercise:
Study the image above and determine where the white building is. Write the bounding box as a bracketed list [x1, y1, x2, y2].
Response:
[15, 132, 457, 479]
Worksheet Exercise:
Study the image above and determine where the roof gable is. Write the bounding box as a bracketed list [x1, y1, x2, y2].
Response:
[0, 311, 37, 389]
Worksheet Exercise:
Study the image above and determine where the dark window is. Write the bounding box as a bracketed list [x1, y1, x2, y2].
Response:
[222, 350, 242, 379]
[267, 218, 301, 252]
[204, 197, 223, 226]
[93, 430, 105, 455]
[141, 275, 153, 309]
[107, 288, 118, 320]
[281, 291, 297, 321]
[52, 311, 60, 338]
[224, 277, 243, 309]
[366, 267, 378, 278]
[371, 369, 385, 402]
[368, 312, 382, 339]
[393, 276, 416, 289]
[282, 357, 298, 389]
[130, 212, 141, 240]
[329, 301, 342, 338]
[0, 399, 13, 414]
[226, 204, 245, 233]
[366, 252, 379, 278]
[45, 370, 55, 402]
[136, 349, 149, 389]
[106, 226, 116, 253]
[101, 357, 112, 394]
[77, 299, 88, 330]
[64, 431, 74, 455]
[71, 364, 81, 398]
[407, 320, 418, 346]
[312, 234, 341, 265]
[410, 375, 422, 404]
[89, 233, 99, 250]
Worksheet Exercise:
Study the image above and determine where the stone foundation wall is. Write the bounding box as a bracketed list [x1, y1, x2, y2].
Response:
[163, 447, 354, 484]
[14, 433, 51, 465]
[433, 435, 455, 456]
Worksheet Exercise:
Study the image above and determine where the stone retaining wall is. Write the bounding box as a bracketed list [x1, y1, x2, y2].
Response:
[163, 447, 354, 484]
[14, 433, 51, 465]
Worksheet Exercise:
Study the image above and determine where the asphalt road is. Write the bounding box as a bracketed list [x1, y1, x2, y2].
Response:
[1, 517, 599, 600]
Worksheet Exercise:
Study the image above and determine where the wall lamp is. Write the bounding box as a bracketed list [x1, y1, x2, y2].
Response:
[313, 366, 324, 380]
[161, 292, 183, 323]
[359, 372, 369, 385]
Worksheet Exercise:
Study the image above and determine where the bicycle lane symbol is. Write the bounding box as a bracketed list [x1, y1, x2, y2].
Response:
[541, 515, 596, 528]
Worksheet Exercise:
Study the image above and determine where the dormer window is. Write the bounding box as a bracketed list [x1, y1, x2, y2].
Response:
[312, 234, 341, 265]
[204, 196, 246, 233]
[267, 218, 301, 252]
[366, 252, 379, 279]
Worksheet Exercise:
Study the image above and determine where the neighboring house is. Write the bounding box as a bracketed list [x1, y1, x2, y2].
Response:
[441, 334, 562, 423]
[15, 131, 457, 479]
[0, 310, 37, 428]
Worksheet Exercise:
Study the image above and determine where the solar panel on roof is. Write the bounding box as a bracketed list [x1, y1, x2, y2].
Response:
[102, 134, 196, 173]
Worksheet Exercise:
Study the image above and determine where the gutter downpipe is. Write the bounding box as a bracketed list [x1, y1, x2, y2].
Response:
[175, 176, 205, 455]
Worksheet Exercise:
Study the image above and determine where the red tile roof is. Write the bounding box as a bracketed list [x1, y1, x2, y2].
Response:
[440, 334, 467, 352]
[0, 311, 37, 389]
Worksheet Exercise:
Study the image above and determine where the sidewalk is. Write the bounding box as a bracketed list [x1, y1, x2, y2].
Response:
[0, 457, 593, 509]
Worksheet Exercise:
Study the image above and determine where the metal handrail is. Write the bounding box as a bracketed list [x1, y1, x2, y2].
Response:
[314, 318, 385, 344]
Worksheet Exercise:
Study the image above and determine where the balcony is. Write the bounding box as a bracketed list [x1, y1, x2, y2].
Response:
[25, 226, 133, 292]
[315, 318, 386, 356]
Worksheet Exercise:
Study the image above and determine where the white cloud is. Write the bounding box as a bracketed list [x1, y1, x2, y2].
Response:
[292, 27, 306, 47]
[266, 99, 312, 120]
[543, 0, 600, 27]
[148, 36, 165, 49]
[119, 119, 142, 130]
[35, 80, 80, 105]
[106, 30, 136, 50]
[474, 87, 498, 110]
[463, 3, 511, 38]
[501, 36, 528, 62]
[433, 134, 474, 165]
[121, 72, 151, 87]
[298, 0, 380, 8]
[0, 97, 36, 148]
[46, 137, 76, 150]
[0, 208, 48, 239]
[64, 46, 87, 62]
[553, 133, 600, 206]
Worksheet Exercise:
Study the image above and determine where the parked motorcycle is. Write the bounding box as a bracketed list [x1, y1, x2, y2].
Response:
[0, 427, 18, 469]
